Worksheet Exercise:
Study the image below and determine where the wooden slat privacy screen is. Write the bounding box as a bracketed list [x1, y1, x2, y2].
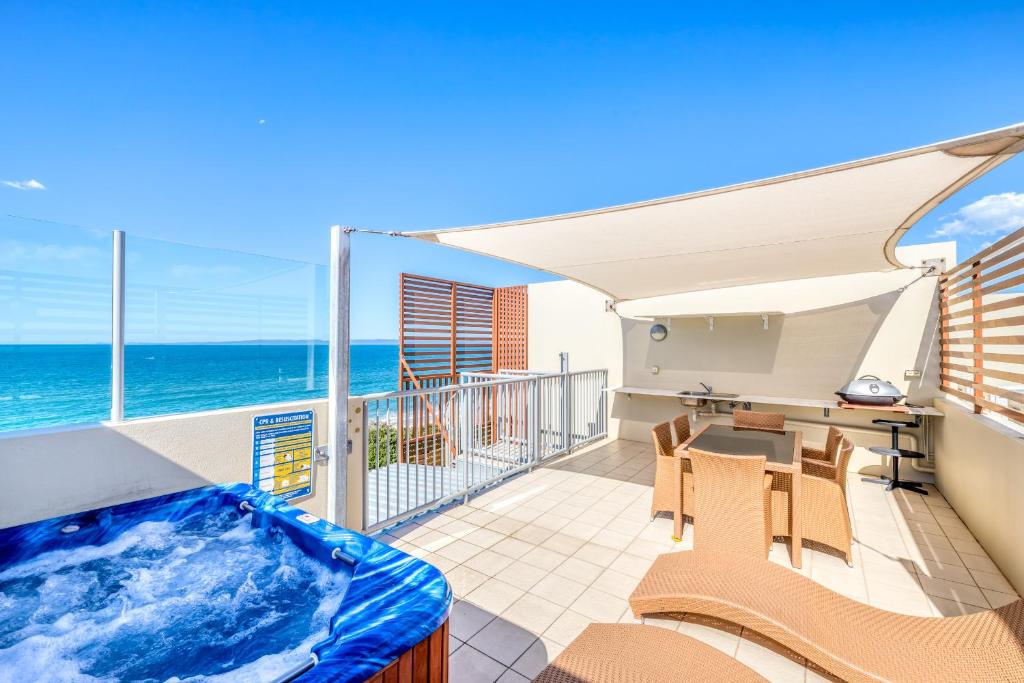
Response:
[494, 285, 528, 371]
[939, 224, 1024, 425]
[399, 273, 497, 388]
[397, 273, 528, 461]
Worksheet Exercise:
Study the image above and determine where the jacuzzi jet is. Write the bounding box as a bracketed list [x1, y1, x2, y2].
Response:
[331, 547, 357, 566]
[268, 654, 317, 683]
[60, 524, 80, 534]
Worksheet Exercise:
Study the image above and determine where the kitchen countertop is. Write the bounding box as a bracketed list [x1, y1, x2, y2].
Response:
[608, 386, 944, 417]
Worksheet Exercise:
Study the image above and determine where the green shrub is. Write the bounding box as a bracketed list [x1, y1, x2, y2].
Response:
[367, 423, 399, 470]
[366, 422, 449, 469]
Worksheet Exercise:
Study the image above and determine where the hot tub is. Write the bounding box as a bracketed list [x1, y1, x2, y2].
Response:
[0, 483, 452, 682]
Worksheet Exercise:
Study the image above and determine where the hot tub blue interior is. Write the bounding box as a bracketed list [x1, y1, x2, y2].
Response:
[0, 483, 452, 682]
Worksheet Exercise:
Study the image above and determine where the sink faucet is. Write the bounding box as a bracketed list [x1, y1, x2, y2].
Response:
[699, 382, 713, 394]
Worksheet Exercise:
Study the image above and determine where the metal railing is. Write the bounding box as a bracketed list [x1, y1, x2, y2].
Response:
[362, 369, 608, 532]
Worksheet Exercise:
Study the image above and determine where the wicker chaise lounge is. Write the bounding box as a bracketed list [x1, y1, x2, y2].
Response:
[532, 623, 767, 682]
[630, 550, 1024, 682]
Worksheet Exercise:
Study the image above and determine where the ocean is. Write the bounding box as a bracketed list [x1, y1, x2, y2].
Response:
[0, 344, 398, 433]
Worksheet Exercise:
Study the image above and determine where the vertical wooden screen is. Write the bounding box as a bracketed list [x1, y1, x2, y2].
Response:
[399, 274, 496, 389]
[397, 274, 528, 462]
[494, 285, 528, 371]
[939, 225, 1024, 425]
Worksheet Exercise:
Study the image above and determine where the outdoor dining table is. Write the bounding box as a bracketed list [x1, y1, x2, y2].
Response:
[675, 423, 804, 568]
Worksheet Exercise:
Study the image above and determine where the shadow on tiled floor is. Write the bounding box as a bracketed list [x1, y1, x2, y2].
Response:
[378, 438, 1018, 682]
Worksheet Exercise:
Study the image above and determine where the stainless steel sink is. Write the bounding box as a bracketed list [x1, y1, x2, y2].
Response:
[677, 390, 740, 406]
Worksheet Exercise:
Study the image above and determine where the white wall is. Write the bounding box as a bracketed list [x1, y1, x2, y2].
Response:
[521, 243, 954, 490]
[613, 242, 952, 442]
[0, 399, 345, 528]
[527, 279, 624, 436]
[934, 397, 1024, 594]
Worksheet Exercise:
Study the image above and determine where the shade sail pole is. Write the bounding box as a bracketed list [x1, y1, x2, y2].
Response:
[327, 225, 351, 527]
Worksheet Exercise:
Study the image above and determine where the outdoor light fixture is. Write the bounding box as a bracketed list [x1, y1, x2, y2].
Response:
[650, 323, 668, 342]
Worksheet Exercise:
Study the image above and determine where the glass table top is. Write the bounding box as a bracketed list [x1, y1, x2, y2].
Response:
[684, 424, 797, 466]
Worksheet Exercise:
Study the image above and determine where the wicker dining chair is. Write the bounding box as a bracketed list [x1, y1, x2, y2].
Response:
[802, 436, 855, 565]
[670, 413, 695, 537]
[650, 422, 676, 520]
[802, 425, 843, 467]
[688, 448, 773, 558]
[671, 413, 691, 446]
[733, 409, 785, 432]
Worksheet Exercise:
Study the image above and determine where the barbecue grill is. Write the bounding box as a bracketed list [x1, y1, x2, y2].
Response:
[835, 375, 905, 406]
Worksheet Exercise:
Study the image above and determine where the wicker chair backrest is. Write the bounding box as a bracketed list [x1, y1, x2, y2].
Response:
[733, 409, 785, 432]
[689, 448, 769, 558]
[651, 422, 673, 458]
[672, 414, 691, 445]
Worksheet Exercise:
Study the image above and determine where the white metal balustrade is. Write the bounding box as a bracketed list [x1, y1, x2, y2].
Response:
[361, 369, 608, 532]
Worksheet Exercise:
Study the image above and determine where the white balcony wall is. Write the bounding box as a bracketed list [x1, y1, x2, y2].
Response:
[0, 398, 365, 529]
[934, 397, 1024, 594]
[527, 279, 625, 438]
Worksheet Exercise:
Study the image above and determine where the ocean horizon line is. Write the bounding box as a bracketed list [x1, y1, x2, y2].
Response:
[0, 339, 399, 346]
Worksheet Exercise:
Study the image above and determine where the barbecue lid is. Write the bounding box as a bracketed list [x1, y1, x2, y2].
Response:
[836, 375, 904, 398]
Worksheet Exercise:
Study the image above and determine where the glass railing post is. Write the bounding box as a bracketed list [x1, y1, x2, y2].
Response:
[110, 229, 126, 422]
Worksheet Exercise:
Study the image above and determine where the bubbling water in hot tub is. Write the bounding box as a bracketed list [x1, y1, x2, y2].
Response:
[0, 507, 350, 682]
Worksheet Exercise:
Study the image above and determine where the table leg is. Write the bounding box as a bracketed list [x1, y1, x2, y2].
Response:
[789, 470, 802, 569]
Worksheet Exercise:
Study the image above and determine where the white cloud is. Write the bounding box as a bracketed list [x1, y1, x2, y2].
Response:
[931, 192, 1024, 238]
[1, 179, 46, 191]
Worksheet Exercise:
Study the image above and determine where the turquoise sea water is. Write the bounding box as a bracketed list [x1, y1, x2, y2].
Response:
[0, 344, 397, 433]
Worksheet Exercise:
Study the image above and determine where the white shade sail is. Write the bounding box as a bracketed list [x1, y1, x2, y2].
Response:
[406, 124, 1024, 301]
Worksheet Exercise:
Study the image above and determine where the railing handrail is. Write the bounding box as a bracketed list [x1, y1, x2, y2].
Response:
[361, 374, 538, 402]
[462, 368, 607, 378]
[360, 368, 610, 404]
[461, 370, 562, 381]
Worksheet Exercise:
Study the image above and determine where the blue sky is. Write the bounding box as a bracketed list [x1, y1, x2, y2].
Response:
[2, 2, 1023, 341]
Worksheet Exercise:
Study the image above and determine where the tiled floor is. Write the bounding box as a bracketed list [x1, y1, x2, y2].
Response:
[377, 438, 1019, 682]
